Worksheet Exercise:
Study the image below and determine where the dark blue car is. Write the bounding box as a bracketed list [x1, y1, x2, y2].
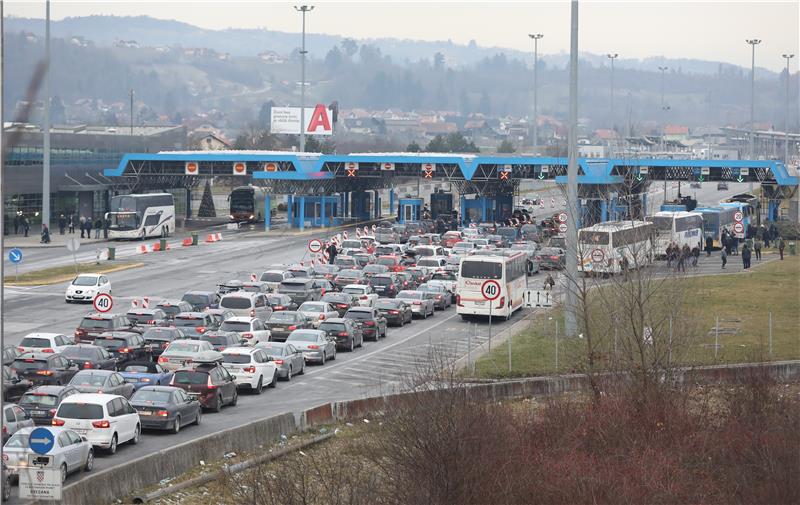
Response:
[119, 361, 174, 390]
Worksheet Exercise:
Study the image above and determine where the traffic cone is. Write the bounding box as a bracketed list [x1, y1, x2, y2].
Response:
[206, 234, 216, 243]
[182, 238, 192, 247]
[215, 233, 222, 241]
[136, 244, 148, 254]
[151, 243, 161, 252]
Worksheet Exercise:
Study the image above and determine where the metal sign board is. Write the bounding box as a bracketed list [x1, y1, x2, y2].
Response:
[639, 166, 649, 174]
[308, 239, 323, 254]
[185, 161, 199, 175]
[740, 167, 749, 176]
[270, 106, 334, 135]
[8, 248, 23, 264]
[29, 428, 55, 455]
[232, 162, 247, 175]
[523, 289, 553, 308]
[733, 222, 745, 235]
[66, 238, 81, 252]
[557, 212, 568, 223]
[19, 467, 62, 501]
[700, 167, 710, 175]
[93, 293, 114, 313]
[481, 280, 501, 301]
[591, 248, 605, 263]
[558, 223, 568, 234]
[381, 162, 395, 171]
[733, 211, 744, 222]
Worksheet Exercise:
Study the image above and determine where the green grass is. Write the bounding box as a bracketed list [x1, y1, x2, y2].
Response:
[4, 261, 143, 285]
[472, 254, 800, 379]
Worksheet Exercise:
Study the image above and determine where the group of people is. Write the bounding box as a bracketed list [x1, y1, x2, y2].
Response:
[665, 242, 701, 271]
[54, 213, 110, 239]
[10, 214, 32, 237]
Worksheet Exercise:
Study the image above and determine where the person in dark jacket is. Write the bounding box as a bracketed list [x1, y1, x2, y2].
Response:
[58, 214, 66, 235]
[22, 216, 30, 237]
[705, 235, 713, 257]
[79, 216, 86, 238]
[103, 217, 111, 239]
[13, 214, 20, 234]
[691, 245, 700, 267]
[68, 214, 75, 234]
[753, 238, 762, 261]
[778, 238, 785, 260]
[40, 224, 51, 244]
[327, 242, 338, 264]
[721, 248, 727, 269]
[741, 244, 751, 269]
[94, 217, 103, 238]
[85, 217, 93, 238]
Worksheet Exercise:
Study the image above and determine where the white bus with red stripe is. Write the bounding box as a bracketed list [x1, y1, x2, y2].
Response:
[455, 251, 528, 319]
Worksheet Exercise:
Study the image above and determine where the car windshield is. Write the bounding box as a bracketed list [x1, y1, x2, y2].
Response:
[220, 297, 252, 309]
[222, 353, 252, 364]
[165, 343, 200, 354]
[19, 393, 59, 407]
[123, 364, 152, 373]
[342, 287, 364, 295]
[5, 433, 32, 448]
[61, 347, 98, 359]
[79, 318, 112, 330]
[71, 374, 108, 386]
[182, 294, 210, 306]
[261, 272, 285, 282]
[268, 312, 298, 322]
[173, 371, 208, 385]
[95, 338, 126, 350]
[19, 337, 51, 348]
[299, 303, 326, 312]
[58, 403, 104, 419]
[288, 332, 319, 342]
[219, 321, 251, 332]
[132, 390, 172, 403]
[72, 276, 98, 286]
[11, 359, 47, 371]
[318, 322, 347, 333]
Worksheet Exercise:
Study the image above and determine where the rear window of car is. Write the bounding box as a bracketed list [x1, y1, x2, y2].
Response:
[371, 277, 393, 285]
[57, 403, 104, 420]
[219, 321, 251, 332]
[280, 282, 308, 292]
[123, 364, 153, 373]
[261, 272, 285, 282]
[165, 342, 200, 354]
[222, 354, 252, 364]
[173, 318, 205, 328]
[375, 300, 401, 310]
[143, 328, 179, 340]
[220, 297, 252, 310]
[79, 318, 112, 330]
[182, 294, 210, 306]
[131, 390, 172, 403]
[19, 337, 51, 348]
[11, 359, 47, 371]
[126, 313, 155, 324]
[322, 294, 349, 304]
[158, 305, 183, 317]
[268, 312, 298, 322]
[345, 310, 372, 320]
[318, 322, 347, 333]
[342, 287, 365, 295]
[173, 371, 209, 385]
[397, 291, 423, 300]
[71, 373, 107, 387]
[201, 335, 232, 346]
[61, 347, 99, 360]
[256, 344, 287, 356]
[19, 393, 59, 407]
[95, 338, 126, 350]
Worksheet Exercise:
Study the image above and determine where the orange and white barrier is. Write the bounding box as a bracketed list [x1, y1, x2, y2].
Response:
[182, 238, 193, 247]
[136, 244, 148, 254]
[215, 233, 222, 241]
[205, 234, 217, 243]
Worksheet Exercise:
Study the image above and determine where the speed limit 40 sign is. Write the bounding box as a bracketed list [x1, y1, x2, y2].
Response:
[481, 280, 501, 301]
[93, 293, 113, 313]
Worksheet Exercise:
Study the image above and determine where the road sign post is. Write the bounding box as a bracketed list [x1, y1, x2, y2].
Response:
[307, 238, 323, 254]
[8, 248, 23, 282]
[66, 237, 81, 274]
[481, 280, 501, 352]
[93, 293, 113, 313]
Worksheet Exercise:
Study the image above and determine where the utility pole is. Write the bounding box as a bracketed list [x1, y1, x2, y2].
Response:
[295, 5, 314, 152]
[607, 53, 618, 155]
[782, 53, 794, 164]
[565, 0, 579, 337]
[42, 0, 52, 231]
[129, 89, 134, 137]
[529, 33, 544, 154]
[659, 65, 668, 200]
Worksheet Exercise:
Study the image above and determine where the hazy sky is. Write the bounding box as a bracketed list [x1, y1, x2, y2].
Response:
[5, 0, 799, 71]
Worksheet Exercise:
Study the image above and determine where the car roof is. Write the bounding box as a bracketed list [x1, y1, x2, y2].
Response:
[21, 333, 65, 339]
[220, 291, 257, 299]
[320, 317, 348, 324]
[225, 316, 258, 323]
[75, 273, 102, 278]
[29, 385, 74, 394]
[346, 306, 372, 312]
[184, 290, 215, 296]
[343, 284, 367, 289]
[157, 300, 187, 306]
[62, 393, 124, 404]
[135, 385, 181, 393]
[221, 346, 259, 355]
[74, 369, 114, 376]
[82, 313, 115, 320]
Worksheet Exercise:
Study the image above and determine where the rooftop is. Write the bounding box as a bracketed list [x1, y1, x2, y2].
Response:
[3, 123, 183, 137]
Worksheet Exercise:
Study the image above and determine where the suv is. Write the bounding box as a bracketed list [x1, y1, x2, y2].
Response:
[156, 300, 193, 320]
[370, 273, 402, 298]
[172, 312, 218, 339]
[219, 292, 273, 321]
[343, 307, 387, 341]
[278, 278, 323, 305]
[10, 352, 79, 386]
[318, 318, 363, 352]
[181, 291, 220, 311]
[170, 352, 238, 412]
[125, 308, 168, 327]
[53, 393, 141, 454]
[60, 344, 118, 371]
[75, 313, 141, 343]
[219, 317, 271, 346]
[260, 270, 294, 291]
[93, 332, 152, 366]
[141, 327, 186, 358]
[18, 385, 81, 425]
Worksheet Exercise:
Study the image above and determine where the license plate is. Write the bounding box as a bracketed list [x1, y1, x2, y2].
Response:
[74, 429, 88, 434]
[31, 410, 45, 416]
[187, 392, 199, 397]
[138, 410, 153, 416]
[475, 301, 485, 306]
[273, 327, 284, 332]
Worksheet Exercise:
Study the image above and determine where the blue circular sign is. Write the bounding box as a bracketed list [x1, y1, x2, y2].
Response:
[29, 427, 56, 455]
[8, 248, 23, 264]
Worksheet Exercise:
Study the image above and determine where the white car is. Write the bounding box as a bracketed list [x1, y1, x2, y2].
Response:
[220, 347, 278, 394]
[417, 256, 448, 269]
[297, 301, 339, 327]
[53, 393, 140, 455]
[158, 339, 215, 372]
[3, 426, 94, 481]
[341, 284, 378, 307]
[17, 333, 73, 354]
[65, 274, 111, 303]
[218, 317, 271, 346]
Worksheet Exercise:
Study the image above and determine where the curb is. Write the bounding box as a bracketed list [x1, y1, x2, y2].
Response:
[3, 262, 146, 286]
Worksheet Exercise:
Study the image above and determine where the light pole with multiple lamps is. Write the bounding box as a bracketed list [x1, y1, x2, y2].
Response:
[782, 53, 794, 164]
[529, 33, 543, 154]
[295, 5, 314, 152]
[746, 38, 761, 191]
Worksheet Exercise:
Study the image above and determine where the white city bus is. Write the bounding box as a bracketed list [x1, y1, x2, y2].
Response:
[455, 251, 528, 319]
[646, 211, 704, 257]
[578, 220, 655, 275]
[107, 193, 175, 240]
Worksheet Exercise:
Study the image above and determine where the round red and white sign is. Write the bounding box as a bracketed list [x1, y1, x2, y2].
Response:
[557, 212, 568, 223]
[558, 223, 568, 234]
[734, 211, 744, 222]
[591, 248, 605, 263]
[733, 222, 745, 234]
[264, 162, 277, 172]
[348, 162, 357, 170]
[481, 280, 501, 301]
[185, 162, 198, 174]
[233, 162, 246, 174]
[93, 293, 113, 313]
[308, 239, 323, 253]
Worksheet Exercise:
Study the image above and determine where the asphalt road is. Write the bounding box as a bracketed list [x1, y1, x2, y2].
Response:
[1, 181, 752, 502]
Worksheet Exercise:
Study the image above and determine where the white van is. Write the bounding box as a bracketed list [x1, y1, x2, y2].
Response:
[53, 393, 140, 454]
[219, 292, 273, 321]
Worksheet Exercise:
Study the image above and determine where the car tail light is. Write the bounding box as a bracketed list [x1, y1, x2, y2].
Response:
[36, 370, 54, 376]
[499, 296, 506, 308]
[51, 418, 65, 426]
[273, 359, 284, 365]
[337, 304, 348, 308]
[1, 426, 6, 434]
[158, 356, 168, 363]
[207, 376, 217, 389]
[242, 332, 254, 340]
[389, 310, 400, 315]
[218, 346, 226, 351]
[157, 410, 169, 418]
[550, 255, 559, 261]
[83, 361, 95, 369]
[147, 320, 155, 325]
[364, 321, 375, 326]
[413, 301, 421, 305]
[436, 295, 443, 300]
[243, 366, 256, 373]
[273, 306, 285, 311]
[75, 329, 86, 337]
[307, 344, 319, 349]
[319, 314, 325, 320]
[288, 325, 298, 331]
[92, 420, 111, 428]
[196, 326, 206, 334]
[403, 281, 409, 287]
[119, 348, 131, 353]
[535, 255, 542, 260]
[338, 332, 349, 337]
[360, 295, 368, 300]
[389, 284, 395, 290]
[250, 309, 256, 317]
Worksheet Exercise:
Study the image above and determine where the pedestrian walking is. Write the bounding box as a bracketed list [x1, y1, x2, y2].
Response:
[327, 242, 338, 265]
[22, 216, 30, 237]
[13, 214, 20, 234]
[763, 226, 771, 248]
[543, 273, 556, 290]
[85, 217, 93, 239]
[94, 217, 103, 239]
[741, 244, 751, 269]
[778, 238, 785, 260]
[68, 214, 75, 234]
[676, 248, 686, 273]
[732, 236, 739, 256]
[666, 243, 674, 268]
[721, 248, 727, 269]
[58, 214, 66, 235]
[103, 216, 110, 239]
[753, 238, 762, 260]
[691, 245, 700, 267]
[705, 235, 713, 257]
[79, 216, 86, 238]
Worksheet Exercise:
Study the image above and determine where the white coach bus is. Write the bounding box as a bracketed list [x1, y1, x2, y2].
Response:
[646, 211, 704, 257]
[578, 220, 655, 275]
[456, 251, 528, 320]
[107, 193, 175, 240]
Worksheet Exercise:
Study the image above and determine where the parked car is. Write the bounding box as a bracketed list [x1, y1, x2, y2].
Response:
[254, 342, 306, 380]
[418, 282, 453, 310]
[396, 290, 436, 318]
[10, 352, 79, 386]
[170, 351, 238, 412]
[2, 404, 35, 444]
[60, 345, 117, 371]
[343, 307, 388, 341]
[321, 292, 357, 317]
[53, 393, 141, 454]
[318, 318, 364, 352]
[181, 291, 220, 311]
[417, 256, 448, 269]
[93, 332, 152, 366]
[157, 339, 215, 372]
[141, 327, 186, 359]
[64, 273, 111, 303]
[264, 311, 311, 342]
[118, 362, 174, 390]
[130, 386, 201, 433]
[3, 426, 94, 480]
[362, 264, 390, 279]
[405, 266, 432, 285]
[265, 293, 298, 312]
[297, 301, 339, 328]
[369, 273, 402, 298]
[125, 308, 168, 327]
[74, 313, 141, 343]
[341, 284, 378, 307]
[200, 331, 243, 352]
[285, 330, 337, 365]
[221, 347, 278, 393]
[218, 317, 271, 346]
[3, 366, 32, 402]
[154, 300, 193, 321]
[68, 370, 135, 398]
[17, 385, 81, 425]
[374, 298, 413, 326]
[219, 292, 273, 322]
[536, 247, 566, 270]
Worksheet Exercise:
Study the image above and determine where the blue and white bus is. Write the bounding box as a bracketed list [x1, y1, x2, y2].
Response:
[107, 193, 175, 240]
[646, 211, 704, 257]
[719, 195, 757, 238]
[695, 206, 737, 248]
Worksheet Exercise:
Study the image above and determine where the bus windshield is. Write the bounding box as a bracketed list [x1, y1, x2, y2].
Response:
[230, 189, 254, 213]
[108, 212, 139, 230]
[460, 261, 502, 279]
[579, 231, 610, 245]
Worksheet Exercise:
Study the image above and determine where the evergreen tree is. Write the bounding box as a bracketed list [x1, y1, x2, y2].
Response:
[407, 141, 421, 152]
[198, 179, 216, 218]
[497, 139, 516, 153]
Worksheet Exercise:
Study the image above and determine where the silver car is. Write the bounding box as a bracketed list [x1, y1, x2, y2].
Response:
[2, 404, 35, 444]
[285, 330, 337, 365]
[297, 301, 339, 328]
[3, 426, 94, 481]
[396, 290, 436, 319]
[255, 341, 306, 380]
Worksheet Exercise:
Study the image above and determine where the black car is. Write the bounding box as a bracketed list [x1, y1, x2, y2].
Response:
[2, 366, 32, 402]
[375, 298, 414, 326]
[318, 318, 364, 352]
[142, 327, 186, 358]
[2, 346, 20, 366]
[155, 300, 193, 321]
[94, 332, 153, 366]
[321, 292, 357, 317]
[395, 271, 418, 291]
[68, 370, 135, 398]
[278, 278, 323, 305]
[125, 308, 168, 327]
[18, 385, 80, 425]
[362, 264, 390, 279]
[343, 307, 388, 341]
[182, 290, 221, 311]
[266, 293, 298, 312]
[200, 331, 243, 352]
[172, 312, 219, 339]
[74, 313, 142, 343]
[370, 273, 402, 298]
[265, 311, 311, 342]
[60, 344, 118, 371]
[9, 352, 79, 386]
[313, 264, 340, 281]
[130, 385, 201, 433]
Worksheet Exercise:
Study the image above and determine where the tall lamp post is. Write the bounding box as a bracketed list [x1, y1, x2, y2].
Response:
[746, 39, 761, 192]
[564, 0, 579, 337]
[658, 65, 669, 200]
[43, 0, 51, 231]
[529, 33, 544, 154]
[295, 5, 314, 152]
[607, 53, 618, 154]
[129, 89, 134, 137]
[782, 53, 794, 164]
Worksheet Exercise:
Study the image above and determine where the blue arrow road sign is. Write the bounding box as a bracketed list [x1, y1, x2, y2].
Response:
[29, 427, 56, 455]
[8, 248, 23, 264]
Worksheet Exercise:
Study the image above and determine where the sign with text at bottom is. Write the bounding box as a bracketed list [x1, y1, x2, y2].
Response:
[19, 467, 61, 501]
[524, 289, 554, 308]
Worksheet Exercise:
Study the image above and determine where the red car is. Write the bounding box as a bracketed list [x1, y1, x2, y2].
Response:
[376, 255, 404, 272]
[442, 231, 463, 248]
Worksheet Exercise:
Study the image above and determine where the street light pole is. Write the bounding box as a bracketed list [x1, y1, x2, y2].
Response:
[746, 39, 761, 192]
[658, 65, 668, 200]
[42, 0, 51, 231]
[564, 0, 579, 337]
[529, 33, 543, 154]
[295, 5, 314, 152]
[129, 89, 134, 137]
[607, 53, 618, 131]
[782, 53, 794, 164]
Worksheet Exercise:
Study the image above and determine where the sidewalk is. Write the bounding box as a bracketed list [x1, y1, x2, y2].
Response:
[2, 232, 112, 250]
